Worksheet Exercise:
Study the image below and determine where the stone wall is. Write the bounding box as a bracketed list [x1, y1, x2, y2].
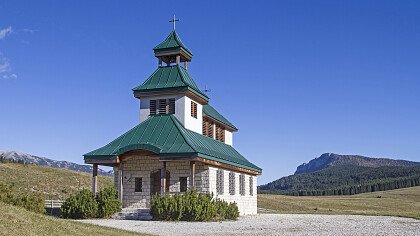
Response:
[115, 155, 256, 215]
[118, 155, 209, 208]
[208, 166, 258, 215]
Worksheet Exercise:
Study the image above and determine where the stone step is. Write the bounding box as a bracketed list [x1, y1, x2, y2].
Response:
[112, 208, 152, 221]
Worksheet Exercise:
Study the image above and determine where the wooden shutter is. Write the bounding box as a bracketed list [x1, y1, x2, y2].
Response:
[191, 101, 197, 118]
[150, 100, 157, 115]
[158, 99, 167, 114]
[216, 125, 225, 142]
[168, 98, 175, 114]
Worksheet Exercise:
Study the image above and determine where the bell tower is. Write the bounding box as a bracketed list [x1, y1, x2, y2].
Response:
[153, 16, 193, 69]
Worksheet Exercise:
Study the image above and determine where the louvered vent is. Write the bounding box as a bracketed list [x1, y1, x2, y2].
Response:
[150, 100, 157, 115]
[191, 101, 197, 118]
[158, 99, 167, 114]
[168, 98, 175, 114]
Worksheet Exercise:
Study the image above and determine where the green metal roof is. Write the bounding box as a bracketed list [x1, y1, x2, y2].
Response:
[132, 65, 209, 101]
[153, 31, 193, 57]
[84, 115, 261, 173]
[203, 104, 237, 131]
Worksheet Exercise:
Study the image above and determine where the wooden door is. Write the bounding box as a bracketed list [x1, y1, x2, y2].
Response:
[150, 170, 170, 196]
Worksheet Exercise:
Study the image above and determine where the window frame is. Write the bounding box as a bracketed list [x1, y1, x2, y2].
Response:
[216, 169, 224, 195]
[191, 101, 197, 118]
[134, 177, 143, 193]
[249, 176, 254, 196]
[239, 174, 245, 196]
[179, 177, 188, 192]
[229, 172, 235, 195]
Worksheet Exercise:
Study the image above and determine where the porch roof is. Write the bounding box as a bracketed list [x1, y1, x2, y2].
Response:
[84, 115, 261, 173]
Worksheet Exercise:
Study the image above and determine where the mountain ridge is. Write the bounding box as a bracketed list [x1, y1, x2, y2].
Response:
[295, 153, 420, 174]
[0, 150, 112, 176]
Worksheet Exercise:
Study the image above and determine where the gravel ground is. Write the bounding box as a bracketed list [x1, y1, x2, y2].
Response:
[81, 214, 420, 236]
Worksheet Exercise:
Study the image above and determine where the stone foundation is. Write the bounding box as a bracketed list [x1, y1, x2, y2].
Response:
[114, 154, 257, 215]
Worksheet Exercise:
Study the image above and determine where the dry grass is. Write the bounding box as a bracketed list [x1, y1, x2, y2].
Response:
[258, 186, 420, 219]
[0, 163, 113, 199]
[0, 202, 149, 236]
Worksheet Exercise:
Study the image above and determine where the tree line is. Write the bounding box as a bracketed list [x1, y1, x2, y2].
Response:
[258, 164, 420, 196]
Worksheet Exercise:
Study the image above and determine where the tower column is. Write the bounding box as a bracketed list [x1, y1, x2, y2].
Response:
[176, 55, 181, 65]
[92, 164, 98, 195]
[160, 161, 167, 195]
[190, 161, 196, 190]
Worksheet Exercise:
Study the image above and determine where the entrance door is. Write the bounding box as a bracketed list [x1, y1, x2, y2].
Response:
[150, 170, 170, 196]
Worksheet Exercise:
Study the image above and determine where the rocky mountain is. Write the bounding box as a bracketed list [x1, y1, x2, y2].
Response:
[295, 153, 420, 174]
[0, 150, 113, 176]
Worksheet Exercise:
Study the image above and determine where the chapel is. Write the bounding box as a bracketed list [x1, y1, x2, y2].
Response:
[84, 26, 262, 216]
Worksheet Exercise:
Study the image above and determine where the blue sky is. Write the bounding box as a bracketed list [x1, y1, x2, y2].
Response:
[1, 1, 419, 184]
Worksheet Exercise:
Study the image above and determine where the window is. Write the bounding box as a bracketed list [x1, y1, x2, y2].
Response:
[202, 118, 214, 138]
[191, 101, 197, 118]
[229, 172, 235, 195]
[249, 176, 253, 196]
[158, 99, 167, 114]
[239, 174, 245, 196]
[179, 177, 188, 192]
[215, 125, 225, 142]
[150, 100, 157, 115]
[135, 177, 142, 192]
[168, 98, 175, 114]
[150, 98, 175, 115]
[216, 170, 224, 194]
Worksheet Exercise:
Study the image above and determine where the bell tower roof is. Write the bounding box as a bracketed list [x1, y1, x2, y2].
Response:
[153, 30, 193, 63]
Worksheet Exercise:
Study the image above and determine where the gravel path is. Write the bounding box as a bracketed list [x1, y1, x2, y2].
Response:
[81, 214, 420, 236]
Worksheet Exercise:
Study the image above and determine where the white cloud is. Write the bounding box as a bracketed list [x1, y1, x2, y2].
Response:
[0, 53, 17, 80]
[0, 26, 12, 40]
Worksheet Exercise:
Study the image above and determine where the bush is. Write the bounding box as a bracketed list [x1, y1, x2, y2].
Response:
[96, 187, 121, 218]
[61, 189, 98, 219]
[0, 183, 45, 214]
[150, 190, 239, 221]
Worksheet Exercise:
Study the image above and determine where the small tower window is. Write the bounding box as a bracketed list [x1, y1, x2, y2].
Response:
[168, 98, 175, 114]
[215, 125, 225, 142]
[202, 118, 214, 138]
[158, 99, 167, 114]
[150, 100, 157, 115]
[150, 98, 175, 116]
[191, 101, 197, 118]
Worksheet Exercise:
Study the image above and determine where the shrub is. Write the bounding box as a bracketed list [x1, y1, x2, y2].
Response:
[96, 187, 121, 218]
[151, 190, 239, 221]
[61, 189, 98, 219]
[0, 183, 45, 214]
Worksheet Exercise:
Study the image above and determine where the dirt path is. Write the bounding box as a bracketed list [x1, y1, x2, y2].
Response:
[81, 214, 420, 236]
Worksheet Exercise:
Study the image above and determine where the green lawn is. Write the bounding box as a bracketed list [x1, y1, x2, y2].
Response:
[0, 163, 113, 199]
[0, 202, 150, 236]
[258, 186, 420, 219]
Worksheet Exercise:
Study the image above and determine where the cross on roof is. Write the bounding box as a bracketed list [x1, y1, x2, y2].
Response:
[169, 15, 179, 30]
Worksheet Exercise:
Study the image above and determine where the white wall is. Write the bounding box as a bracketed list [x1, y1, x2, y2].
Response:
[224, 130, 233, 146]
[183, 96, 203, 134]
[208, 166, 258, 215]
[139, 95, 202, 135]
[139, 95, 184, 124]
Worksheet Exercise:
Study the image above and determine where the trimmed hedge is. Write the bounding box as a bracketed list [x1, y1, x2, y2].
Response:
[0, 183, 44, 214]
[61, 187, 121, 219]
[96, 187, 121, 218]
[151, 191, 239, 221]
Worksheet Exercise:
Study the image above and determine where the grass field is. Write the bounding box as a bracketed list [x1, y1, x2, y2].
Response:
[0, 202, 149, 236]
[258, 186, 420, 219]
[0, 163, 113, 199]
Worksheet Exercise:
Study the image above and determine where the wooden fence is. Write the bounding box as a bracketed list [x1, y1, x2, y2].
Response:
[44, 200, 64, 209]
